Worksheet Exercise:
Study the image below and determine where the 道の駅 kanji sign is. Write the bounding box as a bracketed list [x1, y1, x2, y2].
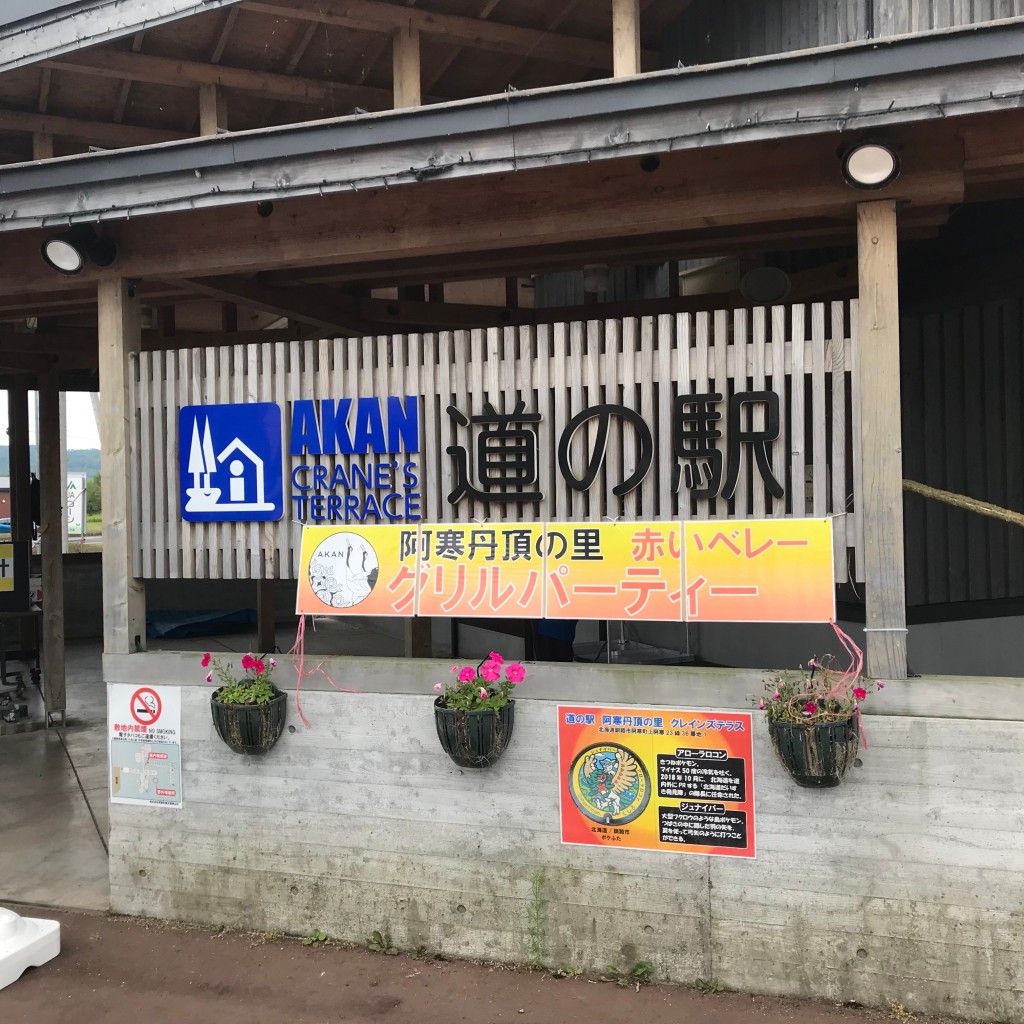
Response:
[295, 518, 835, 623]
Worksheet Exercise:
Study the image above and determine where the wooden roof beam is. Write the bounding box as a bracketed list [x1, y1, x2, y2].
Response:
[0, 107, 187, 148]
[239, 0, 656, 71]
[43, 49, 398, 111]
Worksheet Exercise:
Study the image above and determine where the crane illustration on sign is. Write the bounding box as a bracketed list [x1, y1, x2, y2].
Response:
[179, 403, 284, 522]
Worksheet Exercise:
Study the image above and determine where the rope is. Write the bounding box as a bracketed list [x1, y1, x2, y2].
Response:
[903, 479, 1024, 529]
[287, 615, 366, 730]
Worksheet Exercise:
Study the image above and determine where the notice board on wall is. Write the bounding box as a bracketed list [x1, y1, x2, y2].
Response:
[557, 706, 755, 858]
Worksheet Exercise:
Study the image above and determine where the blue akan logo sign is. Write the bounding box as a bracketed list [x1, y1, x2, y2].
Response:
[179, 403, 284, 522]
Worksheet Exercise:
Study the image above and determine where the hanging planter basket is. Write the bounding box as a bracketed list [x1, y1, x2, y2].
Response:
[768, 716, 859, 788]
[211, 685, 288, 755]
[434, 698, 515, 769]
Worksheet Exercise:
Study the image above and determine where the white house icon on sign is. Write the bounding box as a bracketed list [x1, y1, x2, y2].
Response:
[183, 417, 274, 513]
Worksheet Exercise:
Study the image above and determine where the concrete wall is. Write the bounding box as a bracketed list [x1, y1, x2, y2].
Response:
[105, 652, 1024, 1022]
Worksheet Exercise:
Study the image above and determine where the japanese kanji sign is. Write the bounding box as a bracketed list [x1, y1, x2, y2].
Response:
[558, 706, 755, 858]
[296, 518, 835, 623]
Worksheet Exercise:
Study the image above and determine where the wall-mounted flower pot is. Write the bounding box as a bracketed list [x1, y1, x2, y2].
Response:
[434, 698, 515, 768]
[211, 685, 287, 754]
[768, 716, 859, 788]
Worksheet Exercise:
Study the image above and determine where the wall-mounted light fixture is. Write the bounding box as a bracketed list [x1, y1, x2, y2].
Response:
[841, 139, 900, 190]
[40, 226, 117, 276]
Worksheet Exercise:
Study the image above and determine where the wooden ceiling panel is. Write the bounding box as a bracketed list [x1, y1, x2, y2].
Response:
[218, 8, 310, 70]
[0, 67, 45, 108]
[297, 25, 395, 100]
[121, 81, 199, 132]
[138, 9, 226, 61]
[46, 73, 122, 119]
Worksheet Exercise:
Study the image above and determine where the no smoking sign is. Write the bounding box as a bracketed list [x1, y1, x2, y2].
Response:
[130, 687, 162, 727]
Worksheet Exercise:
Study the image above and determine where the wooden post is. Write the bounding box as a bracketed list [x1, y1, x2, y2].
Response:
[392, 22, 421, 109]
[405, 619, 431, 659]
[38, 368, 66, 718]
[98, 279, 146, 655]
[256, 578, 276, 654]
[612, 0, 641, 78]
[199, 83, 228, 136]
[32, 132, 54, 160]
[59, 391, 69, 553]
[8, 385, 31, 544]
[857, 200, 907, 680]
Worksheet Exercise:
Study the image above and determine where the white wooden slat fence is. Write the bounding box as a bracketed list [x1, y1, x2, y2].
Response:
[130, 301, 864, 582]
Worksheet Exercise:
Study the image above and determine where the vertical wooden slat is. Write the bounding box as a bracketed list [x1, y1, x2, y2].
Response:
[567, 320, 586, 522]
[150, 351, 166, 577]
[732, 308, 750, 518]
[138, 350, 154, 578]
[452, 331, 470, 523]
[438, 332, 454, 522]
[637, 317, 656, 519]
[657, 315, 674, 521]
[620, 318, 639, 520]
[164, 350, 180, 578]
[585, 319, 603, 522]
[534, 324, 552, 522]
[693, 311, 711, 521]
[274, 340, 289, 578]
[750, 307, 767, 519]
[790, 305, 807, 521]
[830, 301, 849, 584]
[712, 309, 730, 519]
[811, 303, 828, 520]
[676, 313, 693, 523]
[770, 305, 786, 519]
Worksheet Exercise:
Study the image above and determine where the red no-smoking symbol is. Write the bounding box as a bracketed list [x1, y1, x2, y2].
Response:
[130, 687, 162, 727]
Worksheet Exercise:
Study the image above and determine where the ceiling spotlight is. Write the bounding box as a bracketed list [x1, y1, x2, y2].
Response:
[841, 140, 900, 190]
[40, 226, 117, 276]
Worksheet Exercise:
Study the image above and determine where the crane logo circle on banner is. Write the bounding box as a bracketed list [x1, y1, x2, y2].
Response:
[130, 687, 162, 727]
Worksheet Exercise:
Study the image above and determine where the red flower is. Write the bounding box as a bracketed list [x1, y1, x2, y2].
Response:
[804, 701, 818, 715]
[254, 659, 266, 675]
[201, 652, 211, 668]
[241, 654, 255, 671]
[853, 686, 867, 701]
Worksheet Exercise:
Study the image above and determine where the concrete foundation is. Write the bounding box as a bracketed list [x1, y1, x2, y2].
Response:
[105, 652, 1024, 1022]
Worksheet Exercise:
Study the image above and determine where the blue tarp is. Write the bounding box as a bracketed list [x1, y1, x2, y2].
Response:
[147, 608, 257, 639]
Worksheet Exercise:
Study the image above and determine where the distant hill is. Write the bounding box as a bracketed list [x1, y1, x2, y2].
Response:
[0, 447, 101, 478]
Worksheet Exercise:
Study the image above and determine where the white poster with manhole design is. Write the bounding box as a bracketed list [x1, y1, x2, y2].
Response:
[108, 684, 182, 809]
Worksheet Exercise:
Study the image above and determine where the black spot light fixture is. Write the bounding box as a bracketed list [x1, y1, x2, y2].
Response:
[40, 225, 118, 276]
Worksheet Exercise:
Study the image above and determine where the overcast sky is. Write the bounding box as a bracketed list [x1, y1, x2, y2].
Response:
[2, 1, 78, 28]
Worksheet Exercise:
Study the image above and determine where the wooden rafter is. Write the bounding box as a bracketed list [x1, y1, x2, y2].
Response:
[285, 21, 318, 75]
[113, 32, 145, 124]
[37, 67, 52, 113]
[0, 107, 187, 148]
[210, 7, 240, 63]
[238, 0, 655, 71]
[43, 49, 399, 111]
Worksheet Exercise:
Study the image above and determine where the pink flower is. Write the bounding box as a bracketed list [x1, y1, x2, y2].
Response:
[433, 683, 443, 693]
[241, 654, 255, 671]
[877, 682, 885, 690]
[505, 663, 525, 684]
[201, 652, 211, 668]
[480, 663, 500, 683]
[758, 700, 766, 710]
[269, 658, 276, 669]
[458, 666, 476, 683]
[772, 691, 781, 700]
[479, 687, 488, 700]
[489, 652, 505, 665]
[450, 665, 460, 674]
[808, 657, 819, 669]
[205, 671, 213, 683]
[853, 686, 867, 701]
[804, 701, 818, 715]
[254, 659, 266, 675]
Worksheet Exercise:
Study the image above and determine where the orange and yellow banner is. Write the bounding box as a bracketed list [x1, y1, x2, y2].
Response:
[296, 517, 835, 623]
[544, 522, 683, 622]
[558, 706, 755, 857]
[683, 518, 835, 623]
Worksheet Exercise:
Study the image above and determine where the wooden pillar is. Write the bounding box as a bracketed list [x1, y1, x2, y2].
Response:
[392, 22, 421, 109]
[612, 0, 641, 78]
[32, 132, 54, 160]
[38, 368, 66, 717]
[199, 83, 228, 136]
[98, 279, 146, 655]
[8, 385, 31, 544]
[59, 392, 69, 553]
[857, 200, 907, 680]
[405, 619, 431, 659]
